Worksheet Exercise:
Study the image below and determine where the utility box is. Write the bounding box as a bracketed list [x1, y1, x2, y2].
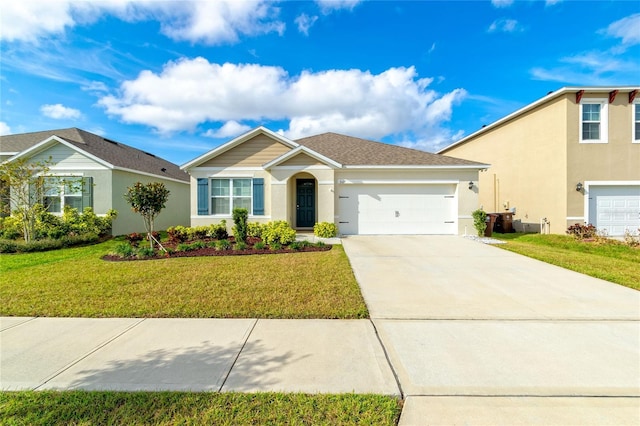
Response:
[494, 212, 514, 233]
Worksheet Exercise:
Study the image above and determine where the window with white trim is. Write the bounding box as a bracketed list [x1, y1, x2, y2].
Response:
[580, 99, 608, 143]
[634, 101, 639, 143]
[210, 178, 252, 215]
[43, 176, 87, 213]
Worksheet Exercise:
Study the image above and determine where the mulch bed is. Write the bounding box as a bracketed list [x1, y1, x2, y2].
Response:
[102, 237, 332, 262]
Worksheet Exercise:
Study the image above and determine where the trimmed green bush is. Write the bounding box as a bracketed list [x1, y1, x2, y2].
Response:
[313, 222, 338, 238]
[0, 239, 19, 253]
[113, 242, 135, 258]
[247, 222, 264, 238]
[472, 209, 487, 237]
[262, 221, 296, 245]
[210, 220, 228, 240]
[215, 239, 231, 251]
[232, 208, 248, 243]
[254, 241, 266, 250]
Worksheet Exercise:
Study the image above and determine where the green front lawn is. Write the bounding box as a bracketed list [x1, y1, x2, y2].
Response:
[493, 233, 640, 290]
[0, 391, 402, 425]
[0, 240, 368, 318]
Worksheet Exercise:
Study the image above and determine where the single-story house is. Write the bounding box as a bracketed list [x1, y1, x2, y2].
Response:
[0, 128, 190, 235]
[438, 86, 640, 236]
[181, 126, 489, 235]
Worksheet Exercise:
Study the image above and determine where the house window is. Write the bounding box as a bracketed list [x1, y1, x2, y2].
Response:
[210, 178, 252, 215]
[634, 102, 640, 143]
[580, 99, 608, 143]
[43, 176, 87, 213]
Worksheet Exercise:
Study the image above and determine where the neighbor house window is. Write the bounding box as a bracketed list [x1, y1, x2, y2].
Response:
[634, 101, 640, 143]
[210, 178, 252, 215]
[43, 176, 91, 213]
[580, 99, 608, 143]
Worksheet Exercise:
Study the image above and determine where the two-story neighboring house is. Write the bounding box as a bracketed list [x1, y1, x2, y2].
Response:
[1, 128, 190, 235]
[438, 86, 640, 236]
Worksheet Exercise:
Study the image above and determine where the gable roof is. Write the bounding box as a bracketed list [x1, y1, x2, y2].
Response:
[295, 132, 486, 168]
[437, 86, 640, 154]
[0, 128, 189, 182]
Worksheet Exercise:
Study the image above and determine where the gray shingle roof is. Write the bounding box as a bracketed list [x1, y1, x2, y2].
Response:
[295, 132, 486, 166]
[0, 128, 189, 182]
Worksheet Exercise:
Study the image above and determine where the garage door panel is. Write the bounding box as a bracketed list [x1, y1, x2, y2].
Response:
[339, 184, 457, 235]
[588, 185, 640, 236]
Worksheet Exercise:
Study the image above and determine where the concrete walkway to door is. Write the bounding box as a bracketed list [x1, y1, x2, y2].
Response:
[342, 235, 640, 425]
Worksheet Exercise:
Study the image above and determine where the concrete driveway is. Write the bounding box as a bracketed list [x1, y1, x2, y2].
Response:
[342, 235, 640, 425]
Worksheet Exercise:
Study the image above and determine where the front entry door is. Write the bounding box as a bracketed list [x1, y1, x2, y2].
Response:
[296, 179, 316, 228]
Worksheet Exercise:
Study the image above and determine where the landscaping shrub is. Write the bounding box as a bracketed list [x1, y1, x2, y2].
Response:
[566, 223, 597, 240]
[623, 228, 640, 247]
[232, 208, 248, 243]
[113, 242, 135, 258]
[0, 216, 22, 240]
[187, 226, 209, 240]
[126, 232, 145, 247]
[234, 241, 247, 250]
[254, 241, 266, 250]
[472, 209, 487, 237]
[262, 221, 296, 245]
[210, 220, 228, 240]
[20, 238, 63, 252]
[313, 222, 338, 238]
[0, 239, 19, 253]
[247, 222, 264, 238]
[269, 242, 282, 251]
[215, 239, 231, 251]
[136, 246, 155, 259]
[167, 225, 189, 243]
[176, 243, 192, 252]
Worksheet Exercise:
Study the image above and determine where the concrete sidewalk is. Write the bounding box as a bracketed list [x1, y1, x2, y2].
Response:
[0, 317, 399, 395]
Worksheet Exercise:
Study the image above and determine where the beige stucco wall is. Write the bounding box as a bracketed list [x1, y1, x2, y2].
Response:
[442, 96, 569, 233]
[566, 92, 640, 228]
[111, 170, 190, 235]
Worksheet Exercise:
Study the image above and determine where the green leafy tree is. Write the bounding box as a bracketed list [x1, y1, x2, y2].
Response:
[0, 157, 53, 242]
[124, 182, 170, 249]
[472, 209, 487, 237]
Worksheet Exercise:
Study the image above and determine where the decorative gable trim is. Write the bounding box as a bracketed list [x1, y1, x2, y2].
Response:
[263, 145, 342, 169]
[181, 126, 299, 171]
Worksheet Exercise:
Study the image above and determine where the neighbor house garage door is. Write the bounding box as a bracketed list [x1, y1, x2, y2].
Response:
[338, 184, 457, 235]
[588, 185, 640, 236]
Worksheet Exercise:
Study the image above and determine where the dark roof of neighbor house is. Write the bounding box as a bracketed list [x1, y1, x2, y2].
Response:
[0, 128, 189, 182]
[295, 132, 486, 167]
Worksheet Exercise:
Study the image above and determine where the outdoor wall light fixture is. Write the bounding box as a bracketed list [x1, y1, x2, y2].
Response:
[576, 182, 583, 192]
[468, 181, 474, 190]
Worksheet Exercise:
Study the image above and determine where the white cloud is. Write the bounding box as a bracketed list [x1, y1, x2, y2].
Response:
[491, 0, 513, 8]
[295, 13, 319, 36]
[0, 122, 12, 136]
[99, 58, 465, 150]
[604, 13, 640, 46]
[0, 1, 284, 45]
[316, 0, 362, 14]
[488, 18, 522, 33]
[40, 104, 82, 120]
[203, 121, 251, 138]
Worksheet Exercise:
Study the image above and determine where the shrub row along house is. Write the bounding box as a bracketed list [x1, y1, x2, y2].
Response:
[439, 86, 640, 236]
[2, 85, 637, 237]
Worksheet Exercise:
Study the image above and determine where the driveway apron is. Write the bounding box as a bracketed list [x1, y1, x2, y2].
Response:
[342, 235, 640, 425]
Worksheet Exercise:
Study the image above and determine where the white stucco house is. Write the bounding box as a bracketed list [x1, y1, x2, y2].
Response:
[181, 126, 489, 235]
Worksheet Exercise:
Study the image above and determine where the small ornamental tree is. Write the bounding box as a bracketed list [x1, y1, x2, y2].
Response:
[472, 209, 487, 237]
[124, 182, 170, 249]
[0, 157, 53, 242]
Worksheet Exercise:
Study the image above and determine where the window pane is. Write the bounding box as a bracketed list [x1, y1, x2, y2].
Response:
[64, 178, 83, 196]
[582, 123, 600, 140]
[45, 197, 61, 213]
[212, 197, 230, 215]
[232, 197, 251, 211]
[636, 123, 640, 140]
[635, 105, 640, 121]
[65, 196, 83, 211]
[212, 179, 230, 196]
[233, 179, 251, 197]
[582, 104, 600, 121]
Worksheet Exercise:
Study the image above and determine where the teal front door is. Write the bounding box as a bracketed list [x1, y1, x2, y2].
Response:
[296, 179, 316, 228]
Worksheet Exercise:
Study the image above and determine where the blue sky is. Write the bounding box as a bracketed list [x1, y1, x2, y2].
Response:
[1, 0, 638, 165]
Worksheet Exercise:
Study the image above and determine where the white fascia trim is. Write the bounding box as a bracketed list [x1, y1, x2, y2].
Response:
[343, 164, 490, 170]
[582, 180, 640, 224]
[191, 215, 272, 220]
[205, 171, 257, 178]
[263, 145, 342, 169]
[566, 216, 585, 221]
[339, 179, 459, 185]
[48, 164, 108, 171]
[7, 136, 115, 169]
[437, 86, 640, 154]
[190, 167, 263, 172]
[271, 165, 334, 170]
[113, 166, 190, 185]
[317, 181, 334, 185]
[181, 126, 298, 171]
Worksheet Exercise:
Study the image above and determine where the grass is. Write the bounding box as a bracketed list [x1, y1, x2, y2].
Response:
[492, 233, 640, 290]
[0, 391, 402, 425]
[0, 239, 368, 318]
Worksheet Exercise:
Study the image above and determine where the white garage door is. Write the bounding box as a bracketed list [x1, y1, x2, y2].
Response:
[588, 185, 640, 236]
[338, 184, 457, 235]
